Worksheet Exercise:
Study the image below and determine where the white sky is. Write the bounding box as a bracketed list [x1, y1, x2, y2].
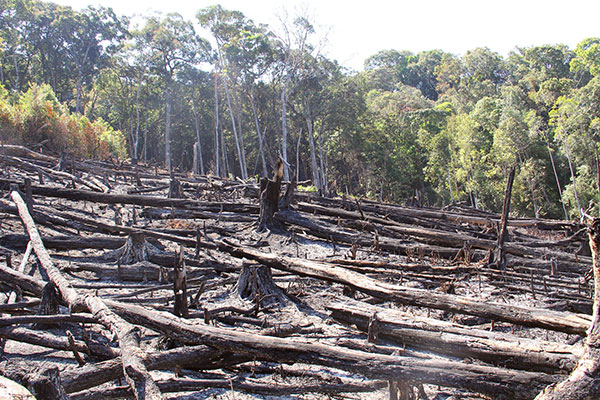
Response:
[49, 0, 600, 71]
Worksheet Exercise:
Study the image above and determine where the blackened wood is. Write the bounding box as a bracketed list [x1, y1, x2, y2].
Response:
[535, 219, 600, 399]
[173, 246, 188, 318]
[0, 325, 118, 360]
[328, 301, 581, 373]
[104, 299, 560, 399]
[257, 158, 283, 232]
[215, 238, 591, 335]
[491, 167, 516, 269]
[60, 345, 224, 393]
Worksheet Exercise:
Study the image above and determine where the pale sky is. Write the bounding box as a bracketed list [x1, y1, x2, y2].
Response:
[49, 0, 600, 71]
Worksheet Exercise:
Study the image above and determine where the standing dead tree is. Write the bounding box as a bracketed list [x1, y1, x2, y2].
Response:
[257, 157, 284, 232]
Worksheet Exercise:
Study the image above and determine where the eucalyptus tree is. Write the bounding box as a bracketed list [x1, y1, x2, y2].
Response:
[140, 13, 209, 171]
[271, 12, 322, 181]
[197, 5, 255, 179]
[221, 25, 275, 178]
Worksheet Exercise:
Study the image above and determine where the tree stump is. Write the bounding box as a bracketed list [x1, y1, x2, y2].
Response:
[233, 263, 287, 306]
[33, 282, 60, 329]
[257, 158, 284, 232]
[173, 246, 188, 318]
[115, 232, 159, 265]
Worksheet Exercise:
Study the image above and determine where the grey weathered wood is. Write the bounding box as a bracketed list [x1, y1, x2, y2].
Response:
[328, 300, 581, 373]
[10, 190, 162, 400]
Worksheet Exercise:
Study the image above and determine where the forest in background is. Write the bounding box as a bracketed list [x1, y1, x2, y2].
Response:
[2, 0, 600, 220]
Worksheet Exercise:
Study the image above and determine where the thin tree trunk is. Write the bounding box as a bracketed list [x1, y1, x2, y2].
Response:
[221, 125, 229, 178]
[281, 78, 290, 181]
[75, 72, 83, 114]
[164, 86, 172, 172]
[250, 91, 268, 177]
[547, 139, 568, 220]
[305, 102, 321, 193]
[223, 77, 246, 179]
[296, 132, 301, 183]
[234, 93, 248, 179]
[12, 53, 20, 92]
[134, 82, 141, 161]
[564, 139, 581, 218]
[191, 101, 204, 175]
[317, 128, 327, 195]
[213, 73, 220, 177]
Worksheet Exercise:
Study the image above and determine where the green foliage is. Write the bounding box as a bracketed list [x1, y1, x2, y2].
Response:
[6, 0, 600, 220]
[0, 83, 127, 159]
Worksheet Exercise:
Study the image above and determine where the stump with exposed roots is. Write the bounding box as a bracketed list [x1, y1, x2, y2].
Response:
[115, 232, 159, 265]
[233, 263, 288, 306]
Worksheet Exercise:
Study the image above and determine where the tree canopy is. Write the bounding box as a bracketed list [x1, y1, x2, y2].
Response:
[2, 0, 600, 219]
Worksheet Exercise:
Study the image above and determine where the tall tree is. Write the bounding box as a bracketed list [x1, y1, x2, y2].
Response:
[140, 13, 209, 171]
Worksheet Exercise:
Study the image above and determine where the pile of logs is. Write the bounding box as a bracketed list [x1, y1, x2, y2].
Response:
[0, 145, 599, 399]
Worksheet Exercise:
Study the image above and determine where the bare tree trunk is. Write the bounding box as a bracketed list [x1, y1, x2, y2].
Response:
[250, 91, 268, 178]
[280, 78, 290, 181]
[564, 139, 581, 219]
[192, 104, 204, 175]
[134, 82, 141, 161]
[234, 93, 248, 179]
[223, 77, 247, 179]
[546, 138, 568, 220]
[317, 128, 327, 195]
[221, 125, 229, 178]
[213, 73, 220, 177]
[12, 53, 20, 92]
[296, 132, 301, 183]
[305, 102, 321, 193]
[164, 86, 172, 172]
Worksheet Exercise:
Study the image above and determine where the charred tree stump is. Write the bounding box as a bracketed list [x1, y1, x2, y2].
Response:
[34, 282, 60, 329]
[168, 171, 183, 199]
[257, 158, 284, 232]
[233, 263, 287, 306]
[279, 177, 296, 211]
[489, 167, 515, 269]
[173, 246, 188, 318]
[0, 361, 67, 400]
[116, 232, 158, 265]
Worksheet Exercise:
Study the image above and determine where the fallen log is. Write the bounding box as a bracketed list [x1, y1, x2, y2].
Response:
[0, 325, 119, 360]
[9, 190, 162, 400]
[277, 208, 591, 267]
[0, 177, 258, 213]
[328, 300, 581, 373]
[215, 238, 592, 335]
[535, 218, 600, 399]
[104, 299, 560, 399]
[69, 378, 388, 400]
[60, 344, 225, 393]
